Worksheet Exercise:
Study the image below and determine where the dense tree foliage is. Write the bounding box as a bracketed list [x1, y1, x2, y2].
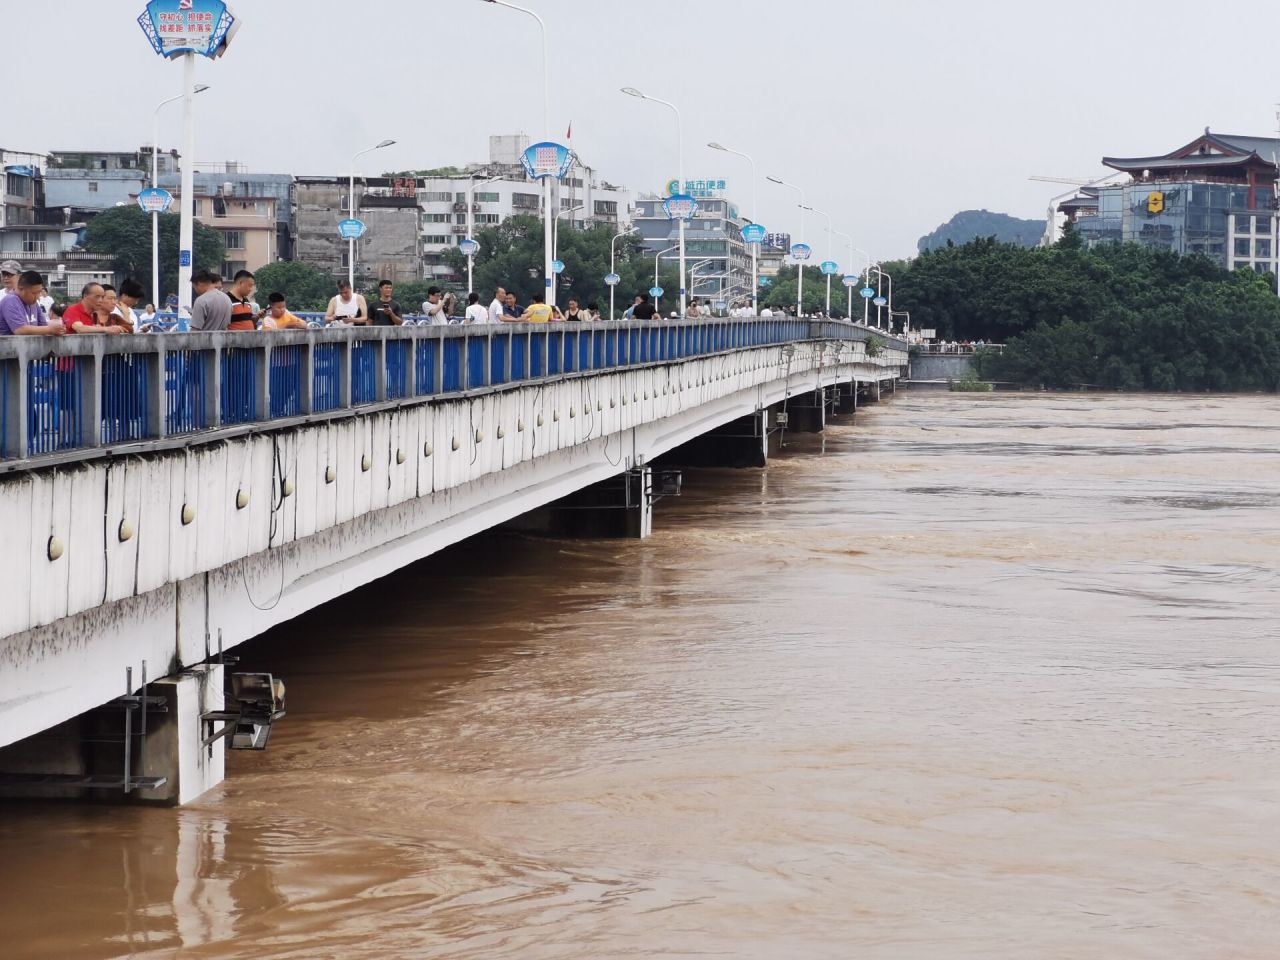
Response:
[253, 260, 338, 311]
[441, 216, 681, 314]
[895, 233, 1280, 391]
[82, 206, 224, 303]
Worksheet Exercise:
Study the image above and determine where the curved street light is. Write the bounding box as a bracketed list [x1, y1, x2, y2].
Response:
[151, 84, 210, 310]
[766, 175, 806, 316]
[348, 139, 396, 289]
[709, 141, 761, 316]
[621, 86, 687, 317]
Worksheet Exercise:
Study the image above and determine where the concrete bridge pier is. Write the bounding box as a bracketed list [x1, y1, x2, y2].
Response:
[832, 381, 858, 417]
[786, 388, 828, 433]
[502, 464, 654, 539]
[660, 407, 778, 469]
[0, 663, 224, 806]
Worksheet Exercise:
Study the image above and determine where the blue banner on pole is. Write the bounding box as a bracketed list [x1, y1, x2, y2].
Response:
[649, 286, 664, 298]
[179, 249, 192, 267]
[459, 238, 480, 256]
[741, 223, 767, 244]
[551, 259, 565, 274]
[860, 286, 876, 298]
[790, 243, 812, 262]
[521, 141, 574, 180]
[337, 218, 366, 240]
[604, 273, 621, 286]
[662, 194, 699, 221]
[138, 0, 240, 59]
[819, 260, 840, 276]
[137, 187, 173, 214]
[841, 275, 859, 287]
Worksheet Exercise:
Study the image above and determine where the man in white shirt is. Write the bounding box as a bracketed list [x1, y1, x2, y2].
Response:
[421, 286, 450, 324]
[488, 286, 506, 324]
[464, 292, 488, 324]
[760, 306, 773, 318]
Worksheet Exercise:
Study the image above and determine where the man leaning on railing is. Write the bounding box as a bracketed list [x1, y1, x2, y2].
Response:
[0, 270, 65, 336]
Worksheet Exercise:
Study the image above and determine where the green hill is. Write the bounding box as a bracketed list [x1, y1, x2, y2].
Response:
[918, 210, 1045, 253]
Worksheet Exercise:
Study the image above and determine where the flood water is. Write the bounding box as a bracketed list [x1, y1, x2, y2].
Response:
[3, 392, 1280, 959]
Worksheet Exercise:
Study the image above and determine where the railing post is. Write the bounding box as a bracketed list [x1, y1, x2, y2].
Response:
[374, 333, 388, 401]
[301, 338, 315, 415]
[3, 352, 25, 459]
[208, 343, 223, 428]
[84, 342, 103, 448]
[340, 337, 353, 410]
[256, 341, 271, 422]
[404, 333, 417, 399]
[433, 328, 444, 395]
[149, 340, 166, 440]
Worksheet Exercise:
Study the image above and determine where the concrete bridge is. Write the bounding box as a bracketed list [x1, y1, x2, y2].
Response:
[0, 318, 906, 804]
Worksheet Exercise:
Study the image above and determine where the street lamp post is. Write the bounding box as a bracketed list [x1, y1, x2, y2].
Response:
[832, 229, 870, 321]
[608, 226, 633, 321]
[766, 175, 805, 317]
[479, 0, 556, 305]
[622, 86, 687, 317]
[653, 243, 678, 314]
[466, 174, 501, 297]
[801, 204, 834, 318]
[152, 84, 208, 312]
[872, 265, 893, 329]
[349, 139, 395, 290]
[708, 141, 760, 316]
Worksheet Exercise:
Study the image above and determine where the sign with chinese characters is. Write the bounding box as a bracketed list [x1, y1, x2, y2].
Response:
[459, 238, 480, 256]
[666, 178, 727, 199]
[521, 141, 574, 180]
[138, 0, 239, 59]
[921, 329, 937, 339]
[137, 187, 173, 214]
[763, 232, 791, 251]
[604, 272, 621, 286]
[790, 243, 812, 262]
[860, 287, 876, 298]
[551, 259, 565, 274]
[649, 286, 664, 298]
[841, 275, 859, 287]
[819, 260, 840, 275]
[337, 218, 366, 239]
[741, 224, 767, 244]
[663, 193, 699, 221]
[179, 249, 192, 267]
[873, 296, 887, 307]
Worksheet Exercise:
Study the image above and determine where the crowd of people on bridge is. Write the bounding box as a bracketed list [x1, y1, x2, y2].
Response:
[1, 258, 842, 337]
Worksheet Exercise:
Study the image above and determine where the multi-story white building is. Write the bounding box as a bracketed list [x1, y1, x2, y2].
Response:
[415, 135, 633, 281]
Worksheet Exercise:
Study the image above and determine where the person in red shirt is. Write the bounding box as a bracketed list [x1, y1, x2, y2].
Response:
[63, 282, 126, 335]
[225, 269, 257, 331]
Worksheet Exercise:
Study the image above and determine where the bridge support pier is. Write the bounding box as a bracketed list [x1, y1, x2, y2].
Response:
[660, 408, 777, 468]
[502, 465, 654, 539]
[832, 381, 858, 417]
[786, 388, 827, 433]
[0, 663, 225, 806]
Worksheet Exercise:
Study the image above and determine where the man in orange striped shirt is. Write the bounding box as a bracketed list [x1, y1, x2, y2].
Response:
[226, 269, 258, 331]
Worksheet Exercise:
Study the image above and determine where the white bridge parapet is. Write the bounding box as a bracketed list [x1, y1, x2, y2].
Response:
[0, 320, 905, 800]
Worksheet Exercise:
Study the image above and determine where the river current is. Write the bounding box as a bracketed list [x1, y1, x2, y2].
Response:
[2, 392, 1278, 959]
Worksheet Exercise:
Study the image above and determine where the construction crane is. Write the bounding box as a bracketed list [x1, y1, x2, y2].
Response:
[1031, 173, 1125, 246]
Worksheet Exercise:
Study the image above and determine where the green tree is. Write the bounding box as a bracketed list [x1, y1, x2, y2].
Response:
[82, 206, 223, 302]
[440, 216, 680, 315]
[254, 260, 340, 311]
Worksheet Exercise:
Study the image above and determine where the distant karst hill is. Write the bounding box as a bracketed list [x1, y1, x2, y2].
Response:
[918, 210, 1046, 253]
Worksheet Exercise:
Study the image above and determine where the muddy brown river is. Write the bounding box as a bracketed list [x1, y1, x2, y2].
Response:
[3, 392, 1279, 959]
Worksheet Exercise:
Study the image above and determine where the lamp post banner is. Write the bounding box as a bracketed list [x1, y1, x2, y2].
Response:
[459, 238, 480, 256]
[551, 259, 565, 274]
[873, 296, 888, 307]
[138, 0, 239, 59]
[820, 260, 840, 275]
[604, 273, 621, 286]
[842, 274, 859, 287]
[662, 193, 699, 221]
[741, 223, 767, 244]
[337, 218, 366, 240]
[860, 286, 876, 298]
[137, 187, 173, 213]
[649, 286, 664, 298]
[520, 141, 574, 180]
[789, 243, 812, 262]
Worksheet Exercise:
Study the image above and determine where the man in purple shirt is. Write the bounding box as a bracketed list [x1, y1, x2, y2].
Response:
[0, 271, 65, 335]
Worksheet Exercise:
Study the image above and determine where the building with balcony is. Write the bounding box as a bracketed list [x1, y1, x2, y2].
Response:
[159, 164, 294, 261]
[1068, 128, 1279, 278]
[633, 185, 754, 304]
[166, 186, 279, 277]
[414, 135, 632, 281]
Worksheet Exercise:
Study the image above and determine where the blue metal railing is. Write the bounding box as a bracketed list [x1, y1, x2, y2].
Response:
[165, 348, 209, 435]
[220, 349, 259, 425]
[0, 318, 905, 465]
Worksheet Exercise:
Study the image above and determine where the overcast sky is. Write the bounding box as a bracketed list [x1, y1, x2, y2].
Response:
[15, 0, 1280, 260]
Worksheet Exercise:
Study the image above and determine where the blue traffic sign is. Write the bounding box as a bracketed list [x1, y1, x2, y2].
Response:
[178, 249, 191, 267]
[552, 259, 565, 274]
